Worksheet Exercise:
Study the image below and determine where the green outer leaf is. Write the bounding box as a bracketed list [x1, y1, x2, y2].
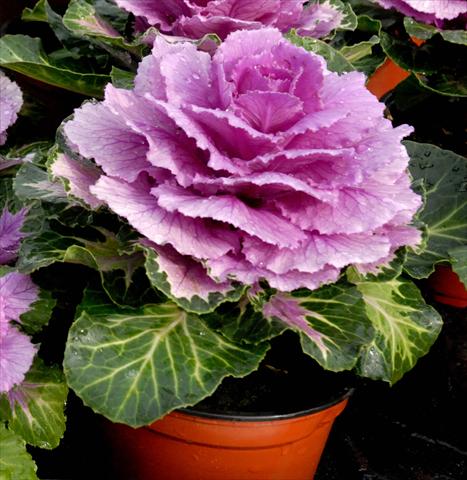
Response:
[265, 282, 374, 372]
[0, 424, 37, 480]
[22, 0, 49, 22]
[341, 35, 379, 63]
[286, 31, 354, 73]
[403, 17, 437, 41]
[404, 17, 467, 46]
[19, 288, 56, 335]
[357, 14, 381, 34]
[64, 291, 268, 426]
[17, 230, 82, 274]
[16, 223, 146, 306]
[89, 0, 131, 33]
[440, 30, 467, 46]
[0, 35, 110, 97]
[356, 277, 442, 384]
[294, 284, 373, 371]
[347, 249, 407, 284]
[0, 360, 67, 449]
[143, 246, 245, 314]
[63, 0, 121, 39]
[13, 162, 69, 204]
[62, 0, 140, 65]
[21, 0, 72, 44]
[449, 246, 467, 288]
[0, 179, 22, 213]
[110, 66, 135, 89]
[204, 297, 286, 345]
[6, 142, 52, 168]
[405, 142, 467, 278]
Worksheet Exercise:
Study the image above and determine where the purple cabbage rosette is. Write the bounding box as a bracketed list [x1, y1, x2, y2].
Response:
[0, 204, 38, 394]
[116, 0, 344, 39]
[373, 0, 467, 26]
[0, 272, 38, 393]
[0, 72, 23, 146]
[61, 28, 421, 298]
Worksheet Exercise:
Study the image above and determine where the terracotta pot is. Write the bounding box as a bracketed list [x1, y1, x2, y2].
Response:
[427, 265, 467, 308]
[103, 390, 351, 480]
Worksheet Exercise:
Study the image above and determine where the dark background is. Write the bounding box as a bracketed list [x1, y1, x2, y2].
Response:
[316, 301, 467, 480]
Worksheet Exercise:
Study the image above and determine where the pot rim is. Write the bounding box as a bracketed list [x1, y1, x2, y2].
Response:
[179, 386, 354, 422]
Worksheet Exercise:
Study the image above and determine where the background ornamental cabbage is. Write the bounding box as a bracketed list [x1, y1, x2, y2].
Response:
[0, 207, 37, 394]
[116, 0, 344, 39]
[373, 0, 467, 26]
[63, 28, 421, 294]
[0, 72, 23, 146]
[0, 272, 38, 394]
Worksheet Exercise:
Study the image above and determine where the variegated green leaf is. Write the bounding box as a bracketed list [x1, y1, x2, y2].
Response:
[14, 162, 69, 204]
[110, 66, 135, 89]
[0, 424, 37, 480]
[142, 244, 245, 314]
[62, 0, 140, 65]
[405, 142, 467, 278]
[22, 0, 72, 44]
[440, 29, 467, 46]
[16, 225, 146, 306]
[204, 296, 286, 345]
[403, 17, 438, 41]
[64, 291, 268, 426]
[63, 0, 122, 40]
[340, 35, 379, 62]
[263, 282, 373, 371]
[19, 287, 56, 335]
[356, 277, 442, 384]
[0, 360, 67, 449]
[347, 249, 407, 283]
[404, 17, 467, 46]
[0, 35, 110, 97]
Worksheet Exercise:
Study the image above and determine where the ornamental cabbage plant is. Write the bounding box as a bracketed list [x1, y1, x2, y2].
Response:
[116, 0, 345, 39]
[46, 28, 448, 429]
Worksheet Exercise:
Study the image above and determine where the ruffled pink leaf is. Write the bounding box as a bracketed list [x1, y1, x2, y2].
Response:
[90, 175, 239, 259]
[0, 327, 36, 393]
[0, 272, 38, 335]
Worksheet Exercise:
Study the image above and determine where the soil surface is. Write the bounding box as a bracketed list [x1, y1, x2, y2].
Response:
[191, 332, 352, 418]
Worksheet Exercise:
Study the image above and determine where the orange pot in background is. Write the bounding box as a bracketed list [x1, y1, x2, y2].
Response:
[103, 391, 351, 480]
[366, 58, 411, 99]
[426, 265, 467, 308]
